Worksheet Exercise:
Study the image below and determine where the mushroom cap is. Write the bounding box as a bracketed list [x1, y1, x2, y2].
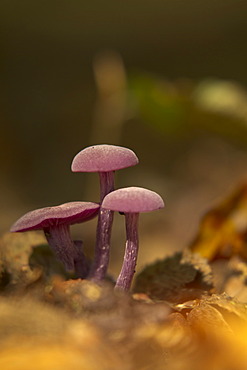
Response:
[10, 202, 100, 232]
[101, 187, 164, 213]
[71, 144, 139, 172]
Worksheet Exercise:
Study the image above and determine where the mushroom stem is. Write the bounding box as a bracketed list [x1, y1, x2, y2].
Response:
[89, 208, 114, 280]
[73, 240, 90, 278]
[115, 212, 139, 291]
[44, 224, 78, 271]
[99, 171, 115, 202]
[88, 171, 115, 280]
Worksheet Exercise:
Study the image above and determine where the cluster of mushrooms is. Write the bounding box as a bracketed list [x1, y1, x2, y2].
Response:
[11, 145, 164, 291]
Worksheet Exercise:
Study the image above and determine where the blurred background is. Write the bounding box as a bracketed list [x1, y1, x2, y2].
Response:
[2, 0, 247, 277]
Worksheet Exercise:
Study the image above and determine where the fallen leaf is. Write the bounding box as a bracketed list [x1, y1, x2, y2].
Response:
[190, 184, 247, 261]
[133, 251, 213, 302]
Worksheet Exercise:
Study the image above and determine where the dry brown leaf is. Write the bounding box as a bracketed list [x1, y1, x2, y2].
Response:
[190, 183, 247, 261]
[187, 301, 232, 335]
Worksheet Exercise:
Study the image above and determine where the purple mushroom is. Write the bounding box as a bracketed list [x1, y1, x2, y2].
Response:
[71, 144, 139, 202]
[102, 187, 164, 291]
[10, 201, 100, 277]
[71, 144, 139, 281]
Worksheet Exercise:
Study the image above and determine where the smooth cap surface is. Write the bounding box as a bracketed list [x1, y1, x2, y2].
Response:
[10, 202, 100, 232]
[71, 144, 139, 172]
[101, 187, 164, 213]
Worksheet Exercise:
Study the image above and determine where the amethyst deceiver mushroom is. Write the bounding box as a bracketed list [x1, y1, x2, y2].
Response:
[71, 144, 139, 201]
[101, 187, 164, 291]
[71, 144, 139, 281]
[10, 202, 100, 277]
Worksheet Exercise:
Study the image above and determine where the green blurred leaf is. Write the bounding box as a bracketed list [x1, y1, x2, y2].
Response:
[129, 73, 247, 146]
[129, 73, 186, 135]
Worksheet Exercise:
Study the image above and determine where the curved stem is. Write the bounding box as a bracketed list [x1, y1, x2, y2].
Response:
[44, 224, 78, 272]
[115, 213, 139, 291]
[89, 171, 115, 281]
[88, 208, 114, 280]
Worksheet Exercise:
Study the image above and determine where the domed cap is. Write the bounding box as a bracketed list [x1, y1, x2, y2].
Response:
[10, 202, 100, 232]
[101, 187, 164, 213]
[71, 144, 139, 172]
